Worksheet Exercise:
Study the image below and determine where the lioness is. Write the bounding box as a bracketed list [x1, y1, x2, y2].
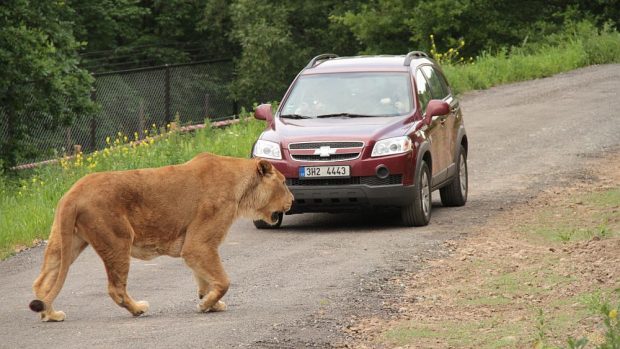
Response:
[29, 153, 293, 321]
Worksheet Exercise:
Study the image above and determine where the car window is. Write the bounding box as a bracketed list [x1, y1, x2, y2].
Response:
[280, 72, 413, 118]
[421, 65, 450, 100]
[415, 69, 432, 114]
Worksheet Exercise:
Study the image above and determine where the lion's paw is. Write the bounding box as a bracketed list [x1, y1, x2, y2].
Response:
[197, 300, 227, 313]
[132, 300, 150, 316]
[41, 310, 66, 322]
[210, 301, 227, 312]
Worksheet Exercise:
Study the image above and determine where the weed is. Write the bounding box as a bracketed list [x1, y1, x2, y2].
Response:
[558, 229, 575, 243]
[429, 34, 469, 65]
[567, 289, 620, 349]
[595, 223, 610, 239]
[534, 308, 549, 349]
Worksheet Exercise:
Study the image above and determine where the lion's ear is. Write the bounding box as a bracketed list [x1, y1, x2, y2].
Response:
[256, 159, 273, 177]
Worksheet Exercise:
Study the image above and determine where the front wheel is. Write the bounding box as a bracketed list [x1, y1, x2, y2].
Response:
[253, 213, 283, 229]
[401, 161, 431, 227]
[440, 145, 468, 207]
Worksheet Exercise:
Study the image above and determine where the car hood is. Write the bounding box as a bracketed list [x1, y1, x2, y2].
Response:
[261, 116, 414, 148]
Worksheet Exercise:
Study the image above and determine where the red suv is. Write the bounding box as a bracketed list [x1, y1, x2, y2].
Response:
[252, 52, 468, 227]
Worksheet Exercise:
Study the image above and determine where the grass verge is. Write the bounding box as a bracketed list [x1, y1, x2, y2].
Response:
[442, 21, 620, 95]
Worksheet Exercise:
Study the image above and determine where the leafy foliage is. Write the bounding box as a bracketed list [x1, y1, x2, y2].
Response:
[229, 1, 361, 106]
[0, 1, 95, 169]
[1, 0, 620, 167]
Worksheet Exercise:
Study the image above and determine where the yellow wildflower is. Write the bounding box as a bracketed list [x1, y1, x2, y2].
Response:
[610, 309, 618, 320]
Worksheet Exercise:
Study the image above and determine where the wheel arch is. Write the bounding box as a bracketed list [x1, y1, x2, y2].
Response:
[415, 141, 432, 183]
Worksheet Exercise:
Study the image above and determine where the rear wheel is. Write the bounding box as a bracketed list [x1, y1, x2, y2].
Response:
[440, 146, 468, 207]
[401, 161, 431, 227]
[253, 213, 283, 229]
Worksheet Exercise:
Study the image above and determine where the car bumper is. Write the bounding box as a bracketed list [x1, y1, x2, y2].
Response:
[287, 183, 415, 214]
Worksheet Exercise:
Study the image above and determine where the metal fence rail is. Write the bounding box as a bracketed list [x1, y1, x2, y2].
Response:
[11, 59, 238, 165]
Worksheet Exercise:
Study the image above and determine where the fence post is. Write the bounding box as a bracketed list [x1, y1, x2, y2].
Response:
[164, 64, 171, 125]
[233, 99, 239, 118]
[203, 93, 210, 120]
[90, 88, 97, 151]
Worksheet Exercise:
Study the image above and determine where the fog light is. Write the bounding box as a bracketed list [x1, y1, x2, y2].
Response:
[376, 165, 390, 179]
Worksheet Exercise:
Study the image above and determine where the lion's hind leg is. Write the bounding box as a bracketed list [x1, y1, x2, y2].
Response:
[31, 232, 88, 322]
[88, 221, 149, 317]
[102, 255, 150, 317]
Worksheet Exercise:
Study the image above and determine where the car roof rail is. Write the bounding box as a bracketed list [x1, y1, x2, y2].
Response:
[403, 51, 429, 66]
[305, 53, 339, 69]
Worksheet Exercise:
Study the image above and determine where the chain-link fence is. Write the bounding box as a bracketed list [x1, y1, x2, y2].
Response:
[14, 59, 237, 165]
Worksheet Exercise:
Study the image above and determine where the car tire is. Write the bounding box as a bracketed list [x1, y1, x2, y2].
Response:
[401, 161, 431, 227]
[440, 145, 468, 207]
[253, 213, 284, 229]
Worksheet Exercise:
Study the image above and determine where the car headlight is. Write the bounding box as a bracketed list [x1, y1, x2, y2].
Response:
[253, 139, 282, 160]
[371, 136, 412, 157]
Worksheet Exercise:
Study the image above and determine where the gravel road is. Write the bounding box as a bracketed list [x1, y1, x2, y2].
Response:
[1, 64, 619, 349]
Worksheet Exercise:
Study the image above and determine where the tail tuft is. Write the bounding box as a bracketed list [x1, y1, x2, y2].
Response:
[29, 299, 45, 312]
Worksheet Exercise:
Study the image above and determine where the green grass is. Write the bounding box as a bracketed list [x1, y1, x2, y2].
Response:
[521, 187, 620, 243]
[442, 21, 620, 95]
[383, 319, 525, 349]
[0, 117, 265, 259]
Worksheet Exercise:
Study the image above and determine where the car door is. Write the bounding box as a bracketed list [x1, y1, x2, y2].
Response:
[421, 65, 458, 179]
[415, 69, 448, 184]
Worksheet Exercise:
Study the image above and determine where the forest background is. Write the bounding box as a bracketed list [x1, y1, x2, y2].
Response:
[1, 0, 619, 168]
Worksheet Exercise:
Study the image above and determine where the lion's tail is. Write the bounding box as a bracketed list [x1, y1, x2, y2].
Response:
[29, 201, 77, 313]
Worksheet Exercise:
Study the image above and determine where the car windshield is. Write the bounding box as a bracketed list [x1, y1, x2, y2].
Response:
[280, 72, 413, 118]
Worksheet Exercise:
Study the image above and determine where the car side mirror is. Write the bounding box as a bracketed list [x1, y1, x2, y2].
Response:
[424, 100, 450, 125]
[254, 103, 274, 122]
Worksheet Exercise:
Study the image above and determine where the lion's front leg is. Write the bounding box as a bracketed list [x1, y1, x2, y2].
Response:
[183, 247, 230, 313]
[192, 271, 209, 300]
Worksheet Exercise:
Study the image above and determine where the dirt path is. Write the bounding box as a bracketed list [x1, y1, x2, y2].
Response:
[1, 64, 619, 349]
[346, 152, 620, 348]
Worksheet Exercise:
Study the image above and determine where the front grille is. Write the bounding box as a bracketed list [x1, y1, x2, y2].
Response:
[289, 142, 364, 150]
[360, 174, 402, 185]
[291, 153, 359, 162]
[289, 174, 401, 186]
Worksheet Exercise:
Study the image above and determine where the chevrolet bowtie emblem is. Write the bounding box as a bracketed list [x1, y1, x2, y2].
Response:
[314, 146, 337, 157]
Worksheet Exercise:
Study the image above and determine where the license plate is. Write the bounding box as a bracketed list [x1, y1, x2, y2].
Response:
[299, 165, 350, 178]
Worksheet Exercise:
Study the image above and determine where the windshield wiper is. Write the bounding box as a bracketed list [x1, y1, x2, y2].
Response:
[280, 114, 313, 119]
[316, 113, 376, 118]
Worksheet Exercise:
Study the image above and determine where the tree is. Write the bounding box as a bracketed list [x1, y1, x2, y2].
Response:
[0, 1, 95, 169]
[228, 0, 363, 107]
[332, 0, 416, 55]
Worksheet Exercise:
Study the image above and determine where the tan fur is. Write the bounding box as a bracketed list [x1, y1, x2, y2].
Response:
[30, 153, 293, 321]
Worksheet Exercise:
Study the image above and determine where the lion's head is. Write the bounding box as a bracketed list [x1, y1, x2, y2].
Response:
[242, 159, 293, 224]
